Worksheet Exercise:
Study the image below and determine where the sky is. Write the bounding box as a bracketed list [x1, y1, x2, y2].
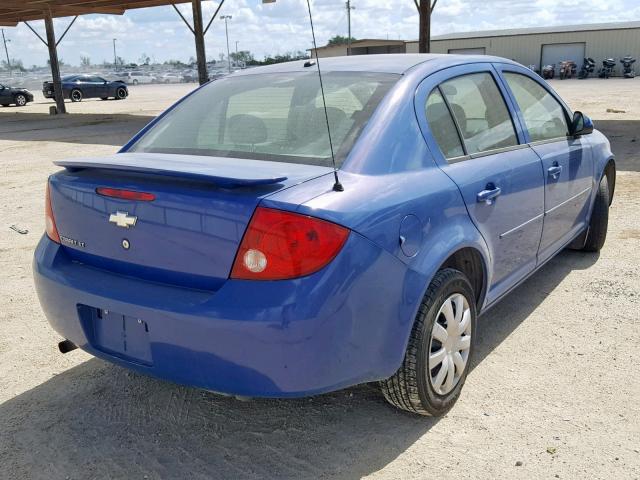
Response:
[3, 0, 640, 68]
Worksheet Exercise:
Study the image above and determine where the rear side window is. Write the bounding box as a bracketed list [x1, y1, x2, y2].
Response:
[425, 89, 464, 159]
[439, 73, 518, 155]
[504, 73, 569, 142]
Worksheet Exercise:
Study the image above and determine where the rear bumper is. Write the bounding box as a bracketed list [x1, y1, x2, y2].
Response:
[33, 234, 425, 397]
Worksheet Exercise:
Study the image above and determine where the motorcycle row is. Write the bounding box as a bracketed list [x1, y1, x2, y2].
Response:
[540, 56, 636, 80]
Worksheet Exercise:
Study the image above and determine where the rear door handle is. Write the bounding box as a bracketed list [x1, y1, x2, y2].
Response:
[477, 184, 502, 205]
[548, 164, 563, 179]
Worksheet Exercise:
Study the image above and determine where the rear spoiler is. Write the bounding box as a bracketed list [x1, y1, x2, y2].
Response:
[54, 153, 293, 188]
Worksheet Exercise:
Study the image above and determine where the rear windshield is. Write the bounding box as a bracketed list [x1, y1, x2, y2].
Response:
[129, 71, 399, 167]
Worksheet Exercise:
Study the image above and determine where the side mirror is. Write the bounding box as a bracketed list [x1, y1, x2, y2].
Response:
[571, 111, 594, 137]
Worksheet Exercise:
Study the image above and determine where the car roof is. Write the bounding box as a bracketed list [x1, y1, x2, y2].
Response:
[234, 54, 519, 76]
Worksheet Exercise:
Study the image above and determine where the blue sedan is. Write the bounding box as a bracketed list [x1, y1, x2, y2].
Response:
[43, 74, 128, 102]
[34, 54, 615, 415]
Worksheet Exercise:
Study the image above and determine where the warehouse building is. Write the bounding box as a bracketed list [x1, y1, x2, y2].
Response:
[312, 21, 640, 74]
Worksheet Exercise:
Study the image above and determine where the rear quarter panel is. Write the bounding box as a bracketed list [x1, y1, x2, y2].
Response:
[263, 168, 490, 371]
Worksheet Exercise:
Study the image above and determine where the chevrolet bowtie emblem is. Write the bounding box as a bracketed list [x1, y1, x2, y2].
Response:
[108, 211, 138, 228]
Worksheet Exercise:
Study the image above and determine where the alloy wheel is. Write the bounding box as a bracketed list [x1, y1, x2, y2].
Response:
[428, 293, 472, 395]
[16, 95, 26, 106]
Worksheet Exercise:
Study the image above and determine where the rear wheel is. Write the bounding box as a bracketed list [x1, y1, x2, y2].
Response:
[116, 87, 127, 100]
[70, 89, 83, 102]
[380, 268, 476, 416]
[581, 175, 610, 252]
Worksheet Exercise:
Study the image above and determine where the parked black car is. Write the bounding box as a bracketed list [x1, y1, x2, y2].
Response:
[0, 83, 34, 107]
[43, 75, 128, 102]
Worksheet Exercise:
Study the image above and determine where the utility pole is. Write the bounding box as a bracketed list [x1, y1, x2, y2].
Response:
[1, 29, 11, 77]
[221, 15, 232, 73]
[113, 38, 117, 69]
[346, 1, 355, 55]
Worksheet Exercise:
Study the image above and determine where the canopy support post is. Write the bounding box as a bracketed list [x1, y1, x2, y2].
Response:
[192, 0, 208, 85]
[44, 12, 66, 114]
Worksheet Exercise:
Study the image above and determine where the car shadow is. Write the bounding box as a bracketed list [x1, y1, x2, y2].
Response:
[471, 249, 599, 370]
[0, 249, 599, 479]
[0, 112, 155, 147]
[594, 119, 640, 172]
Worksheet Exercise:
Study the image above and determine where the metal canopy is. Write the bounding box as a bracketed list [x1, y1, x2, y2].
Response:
[0, 1, 192, 26]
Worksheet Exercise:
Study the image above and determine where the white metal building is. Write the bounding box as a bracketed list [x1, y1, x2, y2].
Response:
[312, 21, 640, 74]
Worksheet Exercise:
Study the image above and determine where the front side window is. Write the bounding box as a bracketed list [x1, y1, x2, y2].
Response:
[130, 72, 398, 167]
[504, 73, 569, 142]
[440, 72, 518, 155]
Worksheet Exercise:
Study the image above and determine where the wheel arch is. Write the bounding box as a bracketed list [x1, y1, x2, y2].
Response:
[381, 232, 491, 381]
[438, 247, 487, 311]
[603, 158, 616, 205]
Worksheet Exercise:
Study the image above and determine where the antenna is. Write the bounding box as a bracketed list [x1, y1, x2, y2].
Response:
[305, 0, 344, 192]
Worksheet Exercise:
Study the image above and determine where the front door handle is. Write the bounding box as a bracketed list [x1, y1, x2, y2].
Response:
[548, 164, 563, 179]
[477, 184, 502, 205]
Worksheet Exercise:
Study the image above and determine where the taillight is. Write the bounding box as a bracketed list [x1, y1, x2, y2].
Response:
[231, 207, 349, 280]
[45, 182, 60, 244]
[96, 187, 155, 202]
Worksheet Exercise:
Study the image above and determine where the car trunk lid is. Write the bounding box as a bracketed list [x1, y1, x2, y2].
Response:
[50, 153, 333, 290]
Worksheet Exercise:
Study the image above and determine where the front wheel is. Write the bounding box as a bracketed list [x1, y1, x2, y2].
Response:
[581, 175, 610, 252]
[380, 268, 477, 416]
[70, 89, 83, 102]
[14, 94, 27, 106]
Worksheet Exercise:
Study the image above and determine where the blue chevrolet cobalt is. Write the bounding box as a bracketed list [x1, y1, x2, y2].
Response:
[34, 54, 615, 415]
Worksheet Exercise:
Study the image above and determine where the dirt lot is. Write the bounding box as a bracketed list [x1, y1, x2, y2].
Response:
[1, 80, 639, 480]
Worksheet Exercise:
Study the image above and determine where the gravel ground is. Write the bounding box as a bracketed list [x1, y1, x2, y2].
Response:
[1, 79, 639, 480]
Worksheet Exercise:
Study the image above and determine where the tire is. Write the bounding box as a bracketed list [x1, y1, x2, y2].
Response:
[14, 94, 27, 106]
[380, 268, 477, 416]
[116, 87, 127, 100]
[581, 175, 610, 252]
[70, 89, 83, 102]
[133, 79, 139, 85]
